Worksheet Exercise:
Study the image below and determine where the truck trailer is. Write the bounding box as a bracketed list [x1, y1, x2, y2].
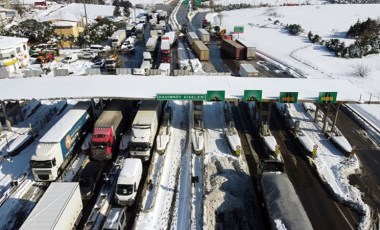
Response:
[196, 28, 210, 44]
[91, 100, 128, 161]
[30, 102, 92, 181]
[221, 39, 245, 60]
[111, 30, 126, 48]
[239, 63, 259, 77]
[236, 38, 256, 59]
[146, 37, 158, 54]
[129, 100, 162, 161]
[20, 182, 83, 230]
[192, 40, 210, 61]
[186, 32, 199, 46]
[260, 160, 313, 230]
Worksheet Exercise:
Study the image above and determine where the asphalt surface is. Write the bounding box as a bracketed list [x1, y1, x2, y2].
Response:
[270, 106, 360, 230]
[337, 105, 380, 228]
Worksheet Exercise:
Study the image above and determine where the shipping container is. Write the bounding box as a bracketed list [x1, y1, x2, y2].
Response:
[239, 63, 259, 77]
[192, 40, 210, 61]
[221, 39, 245, 60]
[186, 32, 199, 46]
[236, 38, 256, 59]
[196, 28, 210, 44]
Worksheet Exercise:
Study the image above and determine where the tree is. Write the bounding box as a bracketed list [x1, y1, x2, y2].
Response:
[308, 31, 313, 41]
[66, 34, 76, 49]
[98, 0, 105, 4]
[113, 5, 121, 17]
[120, 1, 132, 17]
[286, 24, 303, 35]
[112, 0, 120, 6]
[353, 64, 371, 78]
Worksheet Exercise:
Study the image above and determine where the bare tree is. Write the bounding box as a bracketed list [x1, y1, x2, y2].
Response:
[353, 64, 371, 78]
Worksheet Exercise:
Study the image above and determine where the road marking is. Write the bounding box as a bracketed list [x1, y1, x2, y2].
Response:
[333, 201, 355, 230]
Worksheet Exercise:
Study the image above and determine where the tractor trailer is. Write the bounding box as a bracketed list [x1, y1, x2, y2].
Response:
[129, 100, 162, 161]
[30, 102, 92, 181]
[260, 160, 313, 230]
[20, 182, 83, 230]
[91, 100, 128, 161]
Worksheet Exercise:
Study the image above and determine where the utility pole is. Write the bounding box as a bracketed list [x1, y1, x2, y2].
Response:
[83, 0, 88, 48]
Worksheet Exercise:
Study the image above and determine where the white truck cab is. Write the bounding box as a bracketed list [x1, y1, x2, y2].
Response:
[115, 158, 143, 206]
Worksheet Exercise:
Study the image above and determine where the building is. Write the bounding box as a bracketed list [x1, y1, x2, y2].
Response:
[0, 0, 10, 9]
[40, 3, 115, 48]
[0, 36, 29, 74]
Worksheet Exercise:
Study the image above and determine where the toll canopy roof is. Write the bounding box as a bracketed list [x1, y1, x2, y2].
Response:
[0, 75, 376, 103]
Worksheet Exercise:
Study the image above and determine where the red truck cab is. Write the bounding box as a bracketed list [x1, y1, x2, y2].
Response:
[91, 127, 114, 161]
[160, 39, 170, 63]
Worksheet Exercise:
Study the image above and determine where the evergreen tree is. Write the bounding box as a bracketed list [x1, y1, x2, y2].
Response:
[113, 5, 121, 17]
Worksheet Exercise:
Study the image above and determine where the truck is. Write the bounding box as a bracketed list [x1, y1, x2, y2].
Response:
[150, 30, 159, 39]
[236, 38, 256, 59]
[196, 28, 210, 44]
[155, 24, 165, 37]
[221, 39, 245, 60]
[115, 158, 143, 206]
[30, 102, 92, 182]
[105, 54, 121, 70]
[136, 23, 145, 39]
[239, 63, 259, 77]
[160, 39, 170, 63]
[259, 160, 313, 230]
[126, 24, 136, 37]
[192, 40, 210, 61]
[111, 30, 126, 48]
[146, 37, 158, 54]
[129, 100, 162, 161]
[20, 183, 83, 230]
[186, 31, 199, 46]
[90, 100, 128, 161]
[162, 31, 177, 47]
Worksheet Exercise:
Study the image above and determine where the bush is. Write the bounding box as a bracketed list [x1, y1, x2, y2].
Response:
[286, 24, 303, 35]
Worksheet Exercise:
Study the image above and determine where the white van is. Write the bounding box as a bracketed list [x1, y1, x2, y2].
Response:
[102, 208, 127, 230]
[90, 44, 105, 53]
[115, 158, 143, 206]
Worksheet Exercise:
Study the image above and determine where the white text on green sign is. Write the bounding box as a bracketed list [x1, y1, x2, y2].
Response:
[156, 94, 206, 100]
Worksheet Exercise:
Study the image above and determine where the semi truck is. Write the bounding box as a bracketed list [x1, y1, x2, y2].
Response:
[221, 39, 245, 60]
[239, 63, 259, 77]
[111, 30, 126, 48]
[196, 28, 210, 44]
[259, 160, 313, 230]
[30, 102, 92, 181]
[160, 39, 170, 63]
[146, 37, 158, 54]
[129, 100, 162, 161]
[20, 182, 83, 230]
[186, 32, 199, 46]
[162, 31, 177, 47]
[90, 100, 128, 161]
[192, 40, 210, 61]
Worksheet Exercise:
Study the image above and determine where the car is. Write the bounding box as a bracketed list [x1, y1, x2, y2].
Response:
[102, 208, 127, 230]
[121, 37, 135, 53]
[91, 59, 105, 69]
[78, 161, 103, 200]
[81, 50, 97, 59]
[61, 54, 78, 64]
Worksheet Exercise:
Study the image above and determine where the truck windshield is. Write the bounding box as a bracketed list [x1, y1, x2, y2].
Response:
[130, 142, 149, 151]
[91, 142, 108, 149]
[116, 184, 133, 195]
[30, 160, 53, 168]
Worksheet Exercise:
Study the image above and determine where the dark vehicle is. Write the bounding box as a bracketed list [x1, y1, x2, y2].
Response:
[79, 161, 103, 200]
[91, 59, 105, 69]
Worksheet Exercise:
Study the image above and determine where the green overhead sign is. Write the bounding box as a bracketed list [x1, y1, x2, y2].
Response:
[234, 26, 244, 33]
[156, 94, 206, 101]
[318, 92, 337, 104]
[183, 0, 189, 5]
[243, 90, 262, 102]
[279, 92, 298, 103]
[195, 0, 201, 6]
[206, 90, 225, 102]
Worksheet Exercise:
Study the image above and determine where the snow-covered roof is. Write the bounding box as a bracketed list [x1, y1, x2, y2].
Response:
[51, 21, 77, 27]
[0, 75, 376, 103]
[40, 3, 114, 22]
[0, 36, 28, 50]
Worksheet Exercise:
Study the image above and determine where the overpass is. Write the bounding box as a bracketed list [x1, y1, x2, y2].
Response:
[0, 75, 377, 103]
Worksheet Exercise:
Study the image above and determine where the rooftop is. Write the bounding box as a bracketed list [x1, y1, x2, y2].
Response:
[0, 36, 28, 50]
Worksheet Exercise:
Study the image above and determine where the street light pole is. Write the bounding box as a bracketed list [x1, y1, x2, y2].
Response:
[1, 134, 9, 149]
